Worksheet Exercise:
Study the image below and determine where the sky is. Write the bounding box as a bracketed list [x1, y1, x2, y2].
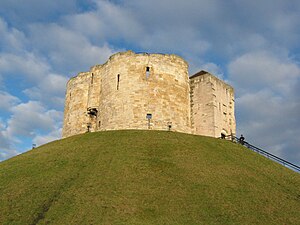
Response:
[0, 0, 299, 166]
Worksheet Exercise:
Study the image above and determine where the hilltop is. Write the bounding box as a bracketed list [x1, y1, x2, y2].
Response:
[0, 130, 299, 224]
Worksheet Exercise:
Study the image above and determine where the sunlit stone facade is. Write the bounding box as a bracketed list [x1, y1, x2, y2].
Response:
[62, 51, 235, 138]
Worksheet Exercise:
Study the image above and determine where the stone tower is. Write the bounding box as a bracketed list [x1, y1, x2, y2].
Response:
[62, 51, 236, 138]
[190, 71, 236, 137]
[62, 51, 191, 138]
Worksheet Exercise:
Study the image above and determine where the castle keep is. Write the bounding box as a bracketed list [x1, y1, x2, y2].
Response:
[62, 51, 235, 138]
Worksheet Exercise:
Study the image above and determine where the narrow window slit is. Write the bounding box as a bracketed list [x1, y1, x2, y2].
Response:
[91, 73, 94, 84]
[117, 74, 120, 90]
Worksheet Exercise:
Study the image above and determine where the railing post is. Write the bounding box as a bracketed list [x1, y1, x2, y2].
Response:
[229, 135, 300, 173]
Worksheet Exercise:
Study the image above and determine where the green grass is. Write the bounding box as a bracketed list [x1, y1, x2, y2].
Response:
[0, 130, 300, 225]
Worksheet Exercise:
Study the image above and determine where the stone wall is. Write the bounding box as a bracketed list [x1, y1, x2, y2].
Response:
[62, 51, 236, 139]
[62, 51, 191, 138]
[62, 72, 90, 137]
[190, 71, 236, 137]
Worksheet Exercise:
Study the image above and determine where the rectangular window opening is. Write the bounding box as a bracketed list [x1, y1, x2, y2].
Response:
[146, 113, 152, 129]
[91, 73, 94, 84]
[146, 66, 150, 79]
[146, 113, 152, 119]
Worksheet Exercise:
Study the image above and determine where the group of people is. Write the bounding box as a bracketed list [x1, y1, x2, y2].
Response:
[220, 133, 246, 145]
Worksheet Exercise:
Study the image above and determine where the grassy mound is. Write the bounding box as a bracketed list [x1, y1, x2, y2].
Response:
[0, 130, 299, 224]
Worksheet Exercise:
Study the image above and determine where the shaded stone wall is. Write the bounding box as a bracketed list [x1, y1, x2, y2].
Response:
[190, 71, 236, 137]
[62, 72, 90, 137]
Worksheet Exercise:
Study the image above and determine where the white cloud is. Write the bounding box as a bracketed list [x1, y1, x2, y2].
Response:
[198, 62, 224, 79]
[111, 0, 300, 58]
[0, 121, 9, 149]
[125, 0, 220, 29]
[33, 73, 67, 95]
[140, 28, 211, 57]
[62, 12, 105, 41]
[0, 18, 26, 51]
[0, 101, 63, 161]
[229, 50, 300, 164]
[28, 23, 117, 73]
[23, 73, 68, 108]
[228, 51, 300, 95]
[236, 90, 300, 162]
[0, 0, 80, 25]
[0, 118, 20, 161]
[0, 52, 69, 110]
[6, 101, 63, 137]
[91, 0, 144, 40]
[33, 128, 62, 147]
[64, 0, 212, 57]
[0, 148, 20, 161]
[0, 53, 50, 82]
[0, 91, 20, 111]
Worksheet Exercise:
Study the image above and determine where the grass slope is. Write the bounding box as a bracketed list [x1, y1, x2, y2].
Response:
[0, 130, 300, 225]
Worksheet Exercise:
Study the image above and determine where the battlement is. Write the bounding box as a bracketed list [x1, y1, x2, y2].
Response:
[62, 51, 235, 138]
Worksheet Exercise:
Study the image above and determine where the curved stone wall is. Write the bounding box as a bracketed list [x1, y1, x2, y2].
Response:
[62, 72, 90, 137]
[62, 51, 191, 138]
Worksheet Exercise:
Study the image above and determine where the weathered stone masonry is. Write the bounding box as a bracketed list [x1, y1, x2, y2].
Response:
[62, 51, 236, 138]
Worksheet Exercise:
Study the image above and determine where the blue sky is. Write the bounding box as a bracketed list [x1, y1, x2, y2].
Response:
[0, 0, 299, 165]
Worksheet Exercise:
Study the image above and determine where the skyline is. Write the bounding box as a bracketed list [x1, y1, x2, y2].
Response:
[0, 0, 299, 165]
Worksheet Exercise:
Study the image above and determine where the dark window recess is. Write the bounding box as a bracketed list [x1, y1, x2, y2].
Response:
[117, 74, 120, 90]
[98, 121, 101, 127]
[146, 67, 150, 79]
[91, 73, 94, 84]
[87, 107, 98, 117]
[146, 113, 152, 129]
[167, 122, 172, 131]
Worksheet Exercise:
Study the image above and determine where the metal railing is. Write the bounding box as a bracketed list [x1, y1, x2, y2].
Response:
[220, 135, 300, 173]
